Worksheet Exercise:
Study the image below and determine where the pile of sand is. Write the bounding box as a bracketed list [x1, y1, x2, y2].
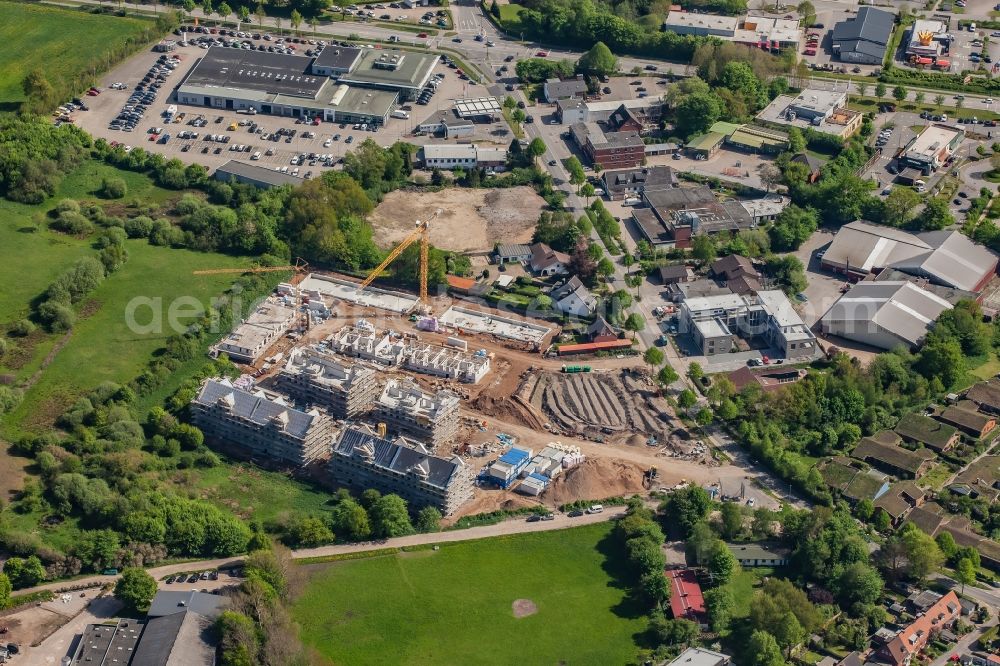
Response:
[544, 458, 648, 505]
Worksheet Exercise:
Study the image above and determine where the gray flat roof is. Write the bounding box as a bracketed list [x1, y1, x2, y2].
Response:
[215, 159, 305, 187]
[332, 85, 398, 117]
[148, 590, 227, 618]
[339, 48, 438, 90]
[183, 46, 326, 99]
[313, 45, 362, 70]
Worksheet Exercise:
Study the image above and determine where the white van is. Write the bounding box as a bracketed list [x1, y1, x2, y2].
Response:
[914, 179, 927, 193]
[251, 151, 261, 161]
[586, 504, 604, 514]
[391, 109, 410, 120]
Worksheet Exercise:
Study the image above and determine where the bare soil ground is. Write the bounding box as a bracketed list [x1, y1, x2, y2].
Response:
[369, 187, 545, 252]
[512, 599, 538, 618]
[544, 458, 649, 505]
[528, 369, 675, 444]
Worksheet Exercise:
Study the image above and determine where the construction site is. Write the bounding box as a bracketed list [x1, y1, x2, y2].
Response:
[192, 223, 761, 516]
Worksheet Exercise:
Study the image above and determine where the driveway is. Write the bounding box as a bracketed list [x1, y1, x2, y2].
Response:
[21, 595, 123, 666]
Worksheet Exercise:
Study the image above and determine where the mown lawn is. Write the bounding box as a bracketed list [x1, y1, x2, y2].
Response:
[0, 2, 151, 105]
[292, 523, 646, 665]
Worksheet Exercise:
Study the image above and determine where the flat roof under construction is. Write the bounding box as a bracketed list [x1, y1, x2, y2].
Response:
[299, 274, 420, 313]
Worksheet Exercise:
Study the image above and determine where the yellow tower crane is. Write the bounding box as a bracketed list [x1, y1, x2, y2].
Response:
[359, 212, 438, 310]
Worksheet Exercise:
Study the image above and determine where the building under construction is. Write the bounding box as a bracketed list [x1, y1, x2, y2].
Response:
[374, 379, 460, 448]
[190, 378, 335, 467]
[274, 346, 382, 419]
[214, 300, 298, 364]
[327, 322, 400, 365]
[328, 424, 475, 514]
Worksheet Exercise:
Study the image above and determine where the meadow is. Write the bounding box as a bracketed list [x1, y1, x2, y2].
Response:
[292, 523, 647, 665]
[0, 2, 151, 107]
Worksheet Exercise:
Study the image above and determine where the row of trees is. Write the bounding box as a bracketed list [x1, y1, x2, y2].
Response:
[282, 488, 441, 548]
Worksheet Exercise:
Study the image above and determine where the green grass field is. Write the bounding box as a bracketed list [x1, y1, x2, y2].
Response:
[292, 523, 647, 665]
[0, 2, 151, 105]
[0, 162, 251, 434]
[176, 463, 335, 526]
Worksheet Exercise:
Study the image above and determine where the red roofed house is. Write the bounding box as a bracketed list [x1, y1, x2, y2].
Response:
[666, 569, 707, 627]
[878, 590, 960, 666]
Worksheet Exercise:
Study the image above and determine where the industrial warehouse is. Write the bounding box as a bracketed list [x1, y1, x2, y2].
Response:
[175, 45, 438, 125]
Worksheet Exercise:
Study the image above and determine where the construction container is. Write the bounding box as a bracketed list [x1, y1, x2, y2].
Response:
[561, 364, 592, 373]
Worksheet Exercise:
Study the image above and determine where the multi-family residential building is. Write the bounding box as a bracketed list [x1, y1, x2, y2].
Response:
[374, 379, 460, 447]
[328, 425, 475, 514]
[274, 346, 381, 418]
[878, 591, 960, 666]
[190, 378, 335, 467]
[214, 300, 297, 364]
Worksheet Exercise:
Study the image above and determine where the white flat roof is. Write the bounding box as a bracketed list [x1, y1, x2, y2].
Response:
[789, 88, 848, 114]
[684, 293, 748, 312]
[903, 124, 963, 160]
[664, 10, 738, 32]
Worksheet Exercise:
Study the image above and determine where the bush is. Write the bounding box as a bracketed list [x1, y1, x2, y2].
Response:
[52, 211, 94, 236]
[37, 300, 75, 332]
[99, 177, 127, 199]
[124, 215, 154, 238]
[9, 319, 35, 337]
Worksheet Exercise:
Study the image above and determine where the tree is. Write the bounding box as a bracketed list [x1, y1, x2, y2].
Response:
[254, 1, 265, 28]
[704, 587, 735, 633]
[936, 532, 958, 561]
[0, 573, 9, 607]
[370, 494, 413, 538]
[238, 4, 250, 22]
[956, 557, 976, 594]
[691, 234, 716, 263]
[882, 186, 921, 227]
[286, 515, 333, 547]
[21, 70, 53, 113]
[708, 540, 738, 584]
[769, 204, 818, 251]
[677, 389, 697, 409]
[623, 312, 645, 339]
[836, 561, 884, 606]
[856, 82, 869, 98]
[747, 630, 785, 666]
[796, 0, 816, 26]
[217, 1, 232, 20]
[640, 571, 671, 609]
[875, 82, 887, 100]
[892, 85, 908, 103]
[597, 257, 615, 278]
[643, 346, 664, 370]
[3, 556, 45, 589]
[201, 0, 213, 15]
[916, 197, 954, 231]
[650, 617, 699, 647]
[665, 486, 711, 537]
[720, 502, 742, 540]
[675, 92, 723, 139]
[900, 525, 945, 582]
[758, 163, 782, 193]
[331, 499, 370, 541]
[415, 506, 442, 533]
[914, 91, 925, 105]
[527, 137, 546, 159]
[934, 93, 945, 107]
[657, 364, 679, 387]
[579, 182, 595, 202]
[577, 41, 617, 77]
[290, 9, 303, 34]
[114, 568, 158, 611]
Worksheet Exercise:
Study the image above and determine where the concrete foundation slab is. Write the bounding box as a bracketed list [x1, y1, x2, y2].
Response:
[438, 306, 550, 344]
[299, 274, 420, 313]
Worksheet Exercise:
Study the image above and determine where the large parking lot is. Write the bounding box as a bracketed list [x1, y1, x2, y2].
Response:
[74, 36, 504, 174]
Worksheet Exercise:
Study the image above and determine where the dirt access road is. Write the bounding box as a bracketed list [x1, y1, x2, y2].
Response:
[293, 505, 630, 559]
[369, 186, 545, 252]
